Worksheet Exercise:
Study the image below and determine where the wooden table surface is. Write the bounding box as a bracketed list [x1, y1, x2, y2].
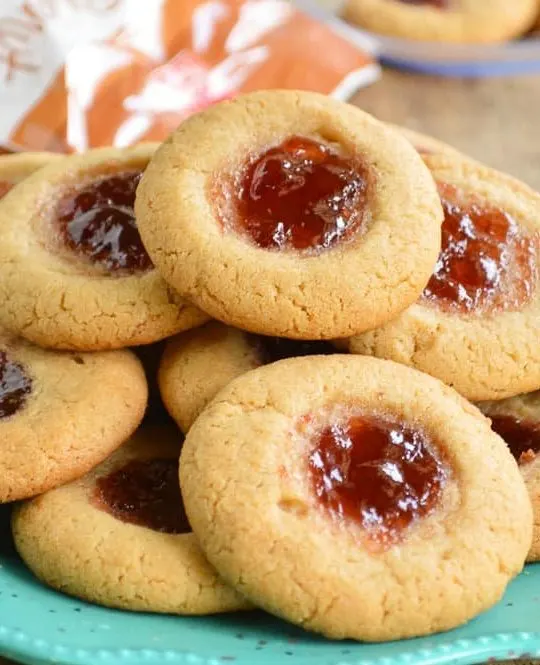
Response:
[353, 69, 540, 191]
[1, 69, 539, 665]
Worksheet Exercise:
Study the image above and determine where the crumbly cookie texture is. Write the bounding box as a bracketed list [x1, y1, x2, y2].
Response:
[478, 391, 540, 562]
[12, 426, 250, 615]
[0, 144, 208, 351]
[180, 355, 531, 642]
[0, 333, 147, 502]
[159, 322, 261, 432]
[0, 152, 61, 187]
[136, 90, 443, 339]
[344, 154, 540, 401]
[342, 0, 539, 43]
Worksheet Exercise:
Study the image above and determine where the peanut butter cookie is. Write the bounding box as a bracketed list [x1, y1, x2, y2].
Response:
[0, 333, 147, 502]
[0, 145, 208, 350]
[342, 0, 538, 44]
[13, 426, 249, 614]
[343, 154, 540, 401]
[180, 355, 531, 641]
[136, 90, 443, 340]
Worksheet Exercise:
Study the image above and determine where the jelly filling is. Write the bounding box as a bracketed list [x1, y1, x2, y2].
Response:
[490, 414, 540, 465]
[95, 458, 190, 534]
[422, 184, 536, 313]
[0, 350, 32, 419]
[309, 413, 446, 545]
[227, 136, 369, 251]
[56, 170, 152, 273]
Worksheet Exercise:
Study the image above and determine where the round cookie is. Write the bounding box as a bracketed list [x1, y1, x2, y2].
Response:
[342, 0, 539, 44]
[136, 90, 443, 340]
[0, 152, 61, 198]
[0, 333, 147, 502]
[159, 321, 338, 432]
[180, 355, 531, 642]
[478, 391, 540, 562]
[13, 426, 250, 615]
[342, 153, 540, 401]
[0, 144, 208, 350]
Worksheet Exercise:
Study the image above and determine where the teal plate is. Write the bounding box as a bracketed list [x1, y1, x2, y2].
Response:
[1, 505, 539, 665]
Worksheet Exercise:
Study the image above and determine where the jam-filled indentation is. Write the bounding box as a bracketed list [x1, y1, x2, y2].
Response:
[56, 170, 153, 273]
[95, 458, 190, 534]
[224, 136, 369, 252]
[422, 184, 537, 314]
[0, 350, 32, 419]
[489, 414, 540, 465]
[309, 413, 447, 546]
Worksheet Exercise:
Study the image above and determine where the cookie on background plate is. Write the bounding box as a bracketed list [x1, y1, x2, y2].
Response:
[159, 321, 338, 432]
[342, 0, 539, 44]
[180, 355, 531, 642]
[0, 333, 147, 502]
[478, 391, 540, 562]
[136, 90, 443, 340]
[0, 152, 61, 199]
[342, 154, 540, 401]
[0, 144, 208, 351]
[13, 426, 250, 615]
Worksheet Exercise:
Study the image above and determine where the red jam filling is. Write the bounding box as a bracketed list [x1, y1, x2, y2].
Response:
[489, 415, 540, 465]
[254, 336, 337, 363]
[422, 184, 537, 314]
[309, 414, 446, 546]
[0, 181, 12, 199]
[94, 458, 190, 534]
[56, 170, 152, 273]
[0, 350, 32, 419]
[225, 136, 369, 252]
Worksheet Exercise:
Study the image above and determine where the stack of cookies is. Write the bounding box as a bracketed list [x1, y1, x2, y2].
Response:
[0, 90, 538, 643]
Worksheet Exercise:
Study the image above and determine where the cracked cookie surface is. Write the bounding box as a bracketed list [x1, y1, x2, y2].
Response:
[0, 333, 147, 502]
[180, 355, 531, 641]
[342, 0, 538, 43]
[0, 145, 208, 350]
[136, 90, 442, 340]
[12, 425, 250, 614]
[343, 154, 540, 401]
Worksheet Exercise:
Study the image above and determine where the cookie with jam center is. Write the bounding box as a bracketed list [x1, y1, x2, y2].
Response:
[0, 333, 147, 502]
[136, 90, 443, 340]
[343, 154, 540, 401]
[12, 426, 250, 615]
[159, 321, 339, 432]
[0, 144, 208, 351]
[342, 0, 538, 43]
[180, 355, 531, 641]
[478, 391, 540, 562]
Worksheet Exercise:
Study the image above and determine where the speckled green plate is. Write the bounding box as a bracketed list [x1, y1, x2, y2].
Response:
[0, 505, 539, 665]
